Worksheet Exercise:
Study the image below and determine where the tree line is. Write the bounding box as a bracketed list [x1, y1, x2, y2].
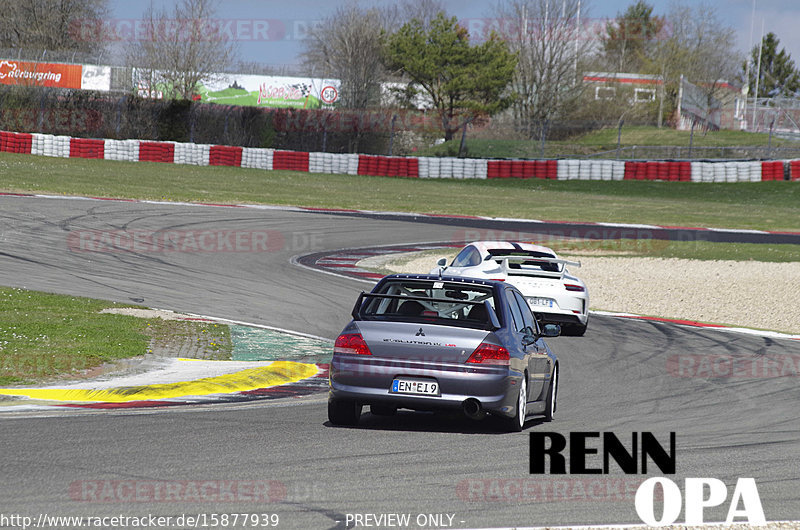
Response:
[2, 0, 800, 153]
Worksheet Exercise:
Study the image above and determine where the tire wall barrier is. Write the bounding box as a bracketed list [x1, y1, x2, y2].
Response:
[308, 152, 360, 175]
[69, 138, 105, 159]
[208, 145, 242, 167]
[273, 150, 309, 172]
[177, 143, 212, 166]
[0, 130, 796, 183]
[241, 147, 273, 170]
[761, 161, 784, 181]
[138, 141, 175, 163]
[487, 160, 558, 179]
[624, 161, 691, 181]
[556, 160, 625, 180]
[0, 131, 33, 154]
[790, 160, 800, 181]
[357, 155, 419, 178]
[104, 139, 139, 162]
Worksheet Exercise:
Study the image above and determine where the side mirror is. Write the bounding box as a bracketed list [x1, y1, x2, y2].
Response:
[437, 257, 448, 267]
[521, 335, 536, 347]
[541, 324, 561, 337]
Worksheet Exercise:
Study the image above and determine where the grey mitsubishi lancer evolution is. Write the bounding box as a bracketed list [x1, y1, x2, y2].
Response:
[328, 274, 560, 431]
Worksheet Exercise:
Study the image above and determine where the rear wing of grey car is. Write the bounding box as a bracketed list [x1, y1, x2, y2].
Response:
[351, 292, 502, 331]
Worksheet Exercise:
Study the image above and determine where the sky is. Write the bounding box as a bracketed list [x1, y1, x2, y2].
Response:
[105, 0, 800, 74]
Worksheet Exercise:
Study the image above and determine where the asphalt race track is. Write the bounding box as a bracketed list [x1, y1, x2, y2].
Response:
[1, 195, 799, 529]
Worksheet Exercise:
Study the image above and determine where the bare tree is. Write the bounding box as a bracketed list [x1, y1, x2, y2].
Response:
[496, 0, 594, 140]
[301, 4, 387, 109]
[600, 1, 664, 73]
[382, 0, 447, 29]
[644, 2, 739, 125]
[0, 0, 108, 55]
[126, 0, 237, 101]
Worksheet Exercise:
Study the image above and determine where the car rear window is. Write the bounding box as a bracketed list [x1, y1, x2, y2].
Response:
[358, 280, 499, 329]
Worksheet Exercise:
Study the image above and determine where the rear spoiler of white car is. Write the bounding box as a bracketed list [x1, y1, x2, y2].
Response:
[494, 256, 581, 278]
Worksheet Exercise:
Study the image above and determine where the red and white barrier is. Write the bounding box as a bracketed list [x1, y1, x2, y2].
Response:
[51, 135, 71, 158]
[138, 141, 174, 163]
[174, 142, 211, 166]
[273, 150, 309, 172]
[557, 159, 625, 180]
[0, 129, 796, 183]
[241, 147, 273, 170]
[104, 139, 139, 162]
[0, 131, 33, 154]
[70, 138, 105, 159]
[790, 160, 800, 181]
[761, 161, 784, 181]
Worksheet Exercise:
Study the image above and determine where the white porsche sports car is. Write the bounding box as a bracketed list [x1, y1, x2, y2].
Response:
[432, 241, 589, 336]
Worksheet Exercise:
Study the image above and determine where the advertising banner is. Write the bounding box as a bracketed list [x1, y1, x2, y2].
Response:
[133, 68, 340, 108]
[198, 74, 340, 108]
[0, 59, 83, 89]
[80, 65, 111, 91]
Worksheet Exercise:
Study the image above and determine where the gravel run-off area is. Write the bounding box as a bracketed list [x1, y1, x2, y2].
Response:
[358, 252, 800, 335]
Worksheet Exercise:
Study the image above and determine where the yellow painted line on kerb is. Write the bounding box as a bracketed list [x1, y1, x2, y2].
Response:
[0, 361, 318, 403]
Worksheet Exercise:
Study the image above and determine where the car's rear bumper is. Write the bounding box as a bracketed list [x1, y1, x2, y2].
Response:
[522, 293, 588, 323]
[534, 310, 587, 325]
[329, 354, 521, 418]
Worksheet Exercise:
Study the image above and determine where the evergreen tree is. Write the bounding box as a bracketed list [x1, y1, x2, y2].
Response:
[601, 0, 665, 72]
[746, 32, 800, 98]
[384, 12, 517, 143]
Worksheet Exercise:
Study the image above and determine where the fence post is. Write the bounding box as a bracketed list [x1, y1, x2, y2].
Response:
[767, 116, 775, 159]
[38, 90, 46, 132]
[540, 120, 549, 158]
[189, 104, 196, 144]
[115, 96, 124, 138]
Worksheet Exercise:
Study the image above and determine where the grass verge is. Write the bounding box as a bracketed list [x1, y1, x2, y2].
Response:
[362, 239, 800, 278]
[537, 238, 800, 262]
[1, 152, 799, 232]
[419, 125, 799, 158]
[0, 287, 231, 386]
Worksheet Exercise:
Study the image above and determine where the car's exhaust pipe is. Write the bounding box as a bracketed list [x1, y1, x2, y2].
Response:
[462, 398, 484, 419]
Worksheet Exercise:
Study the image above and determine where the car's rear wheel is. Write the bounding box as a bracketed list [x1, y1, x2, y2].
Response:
[370, 404, 397, 416]
[503, 374, 528, 432]
[563, 320, 587, 336]
[328, 398, 362, 426]
[543, 366, 558, 422]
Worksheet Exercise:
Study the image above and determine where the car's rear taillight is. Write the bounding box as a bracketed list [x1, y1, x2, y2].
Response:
[334, 333, 372, 355]
[564, 283, 585, 292]
[490, 278, 506, 282]
[466, 342, 509, 365]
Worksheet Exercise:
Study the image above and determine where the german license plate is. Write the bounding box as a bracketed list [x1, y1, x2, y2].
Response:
[528, 297, 554, 308]
[391, 378, 439, 396]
